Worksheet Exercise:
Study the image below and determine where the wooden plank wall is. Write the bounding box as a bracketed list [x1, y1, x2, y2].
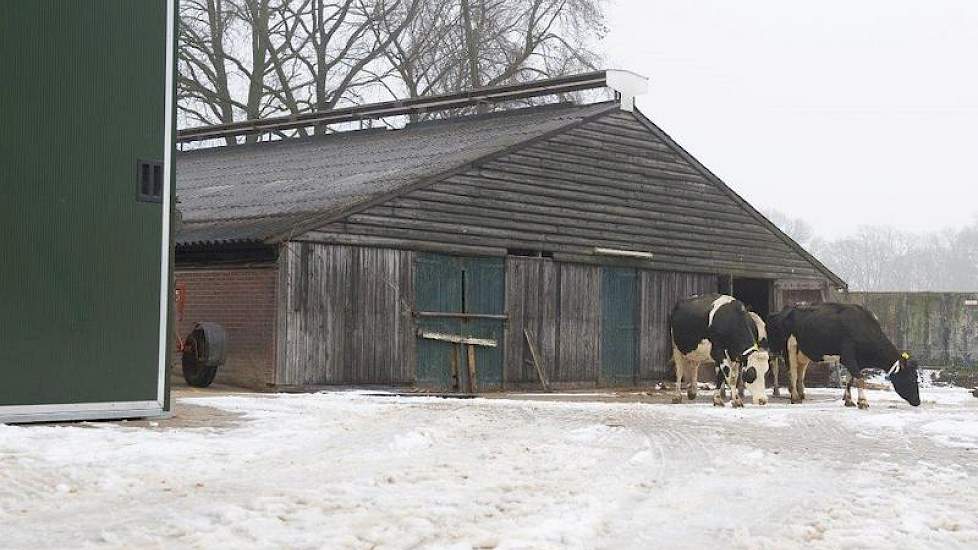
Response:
[504, 257, 557, 385]
[505, 256, 716, 386]
[278, 242, 415, 386]
[555, 263, 603, 382]
[637, 271, 717, 380]
[307, 110, 826, 280]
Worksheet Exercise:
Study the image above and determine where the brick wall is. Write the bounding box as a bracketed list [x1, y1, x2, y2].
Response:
[174, 266, 278, 388]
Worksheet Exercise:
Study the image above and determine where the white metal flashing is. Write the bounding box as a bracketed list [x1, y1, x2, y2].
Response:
[594, 247, 655, 260]
[606, 69, 649, 112]
[0, 401, 163, 425]
[157, 0, 176, 408]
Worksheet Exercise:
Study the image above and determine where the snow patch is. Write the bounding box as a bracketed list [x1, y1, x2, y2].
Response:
[1, 390, 977, 548]
[921, 418, 978, 448]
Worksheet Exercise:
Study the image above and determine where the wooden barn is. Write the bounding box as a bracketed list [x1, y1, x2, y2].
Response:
[174, 71, 845, 391]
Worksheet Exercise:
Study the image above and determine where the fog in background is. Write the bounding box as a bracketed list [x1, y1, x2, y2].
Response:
[604, 0, 978, 240]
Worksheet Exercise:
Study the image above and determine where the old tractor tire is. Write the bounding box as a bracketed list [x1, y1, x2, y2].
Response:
[181, 322, 228, 388]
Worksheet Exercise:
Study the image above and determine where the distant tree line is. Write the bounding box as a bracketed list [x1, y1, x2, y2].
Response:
[766, 209, 978, 292]
[178, 0, 607, 142]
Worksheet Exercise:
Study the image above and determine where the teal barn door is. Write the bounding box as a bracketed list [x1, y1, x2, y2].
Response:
[414, 254, 505, 391]
[463, 257, 505, 389]
[601, 267, 638, 386]
[415, 254, 463, 389]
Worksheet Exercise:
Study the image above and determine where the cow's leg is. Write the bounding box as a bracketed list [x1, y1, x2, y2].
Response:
[713, 362, 725, 407]
[687, 361, 699, 401]
[787, 336, 802, 404]
[672, 347, 686, 404]
[797, 360, 810, 401]
[771, 356, 781, 398]
[839, 341, 862, 408]
[843, 378, 856, 407]
[855, 377, 870, 409]
[730, 362, 744, 408]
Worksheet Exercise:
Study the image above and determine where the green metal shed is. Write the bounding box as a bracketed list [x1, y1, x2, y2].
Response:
[0, 0, 175, 422]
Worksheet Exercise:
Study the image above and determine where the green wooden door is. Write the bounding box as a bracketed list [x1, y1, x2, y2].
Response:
[601, 267, 638, 386]
[414, 254, 505, 391]
[415, 254, 463, 389]
[463, 257, 505, 390]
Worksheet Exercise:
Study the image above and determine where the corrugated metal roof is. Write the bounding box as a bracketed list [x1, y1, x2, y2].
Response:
[176, 102, 617, 246]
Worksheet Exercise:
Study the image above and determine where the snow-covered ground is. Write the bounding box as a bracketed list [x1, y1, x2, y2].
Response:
[2, 386, 977, 549]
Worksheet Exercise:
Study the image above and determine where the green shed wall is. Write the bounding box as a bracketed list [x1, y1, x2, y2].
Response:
[0, 1, 174, 417]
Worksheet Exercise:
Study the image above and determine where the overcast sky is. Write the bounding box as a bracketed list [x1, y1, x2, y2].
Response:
[602, 0, 978, 238]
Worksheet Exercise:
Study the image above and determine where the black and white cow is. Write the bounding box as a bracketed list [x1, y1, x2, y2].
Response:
[670, 294, 770, 407]
[767, 303, 920, 408]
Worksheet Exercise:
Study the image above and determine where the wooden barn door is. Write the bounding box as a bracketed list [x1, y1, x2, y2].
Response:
[601, 267, 638, 386]
[415, 254, 505, 391]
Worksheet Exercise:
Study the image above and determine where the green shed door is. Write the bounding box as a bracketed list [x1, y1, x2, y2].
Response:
[462, 257, 505, 390]
[415, 254, 505, 391]
[415, 254, 464, 389]
[0, 1, 173, 421]
[601, 267, 638, 386]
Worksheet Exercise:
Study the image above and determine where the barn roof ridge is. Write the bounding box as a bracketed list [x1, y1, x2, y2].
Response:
[179, 100, 613, 157]
[177, 69, 646, 144]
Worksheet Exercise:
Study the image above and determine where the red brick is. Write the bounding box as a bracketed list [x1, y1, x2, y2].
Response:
[174, 267, 277, 388]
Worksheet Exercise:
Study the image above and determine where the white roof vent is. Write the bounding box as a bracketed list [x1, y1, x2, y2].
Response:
[606, 69, 649, 112]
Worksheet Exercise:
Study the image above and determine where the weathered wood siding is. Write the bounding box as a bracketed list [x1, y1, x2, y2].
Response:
[846, 292, 978, 367]
[637, 271, 718, 380]
[555, 263, 603, 382]
[504, 257, 558, 385]
[505, 256, 717, 386]
[278, 242, 415, 386]
[304, 109, 827, 280]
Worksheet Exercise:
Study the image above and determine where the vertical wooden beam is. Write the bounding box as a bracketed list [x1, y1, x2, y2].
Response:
[524, 328, 549, 391]
[467, 344, 477, 393]
[450, 343, 460, 392]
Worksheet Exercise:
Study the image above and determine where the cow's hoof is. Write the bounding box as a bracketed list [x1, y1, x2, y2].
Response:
[844, 400, 856, 407]
[756, 399, 768, 406]
[713, 397, 725, 407]
[790, 397, 800, 404]
[671, 396, 683, 404]
[687, 391, 697, 401]
[858, 400, 869, 410]
[732, 400, 744, 409]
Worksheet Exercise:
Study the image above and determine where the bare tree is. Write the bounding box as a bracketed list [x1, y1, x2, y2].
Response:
[179, 0, 421, 136]
[178, 0, 237, 136]
[178, 0, 607, 136]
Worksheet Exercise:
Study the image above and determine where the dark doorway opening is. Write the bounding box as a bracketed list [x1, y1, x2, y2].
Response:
[730, 277, 772, 319]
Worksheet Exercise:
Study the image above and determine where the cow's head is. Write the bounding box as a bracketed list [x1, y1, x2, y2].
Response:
[888, 352, 920, 406]
[740, 348, 770, 405]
